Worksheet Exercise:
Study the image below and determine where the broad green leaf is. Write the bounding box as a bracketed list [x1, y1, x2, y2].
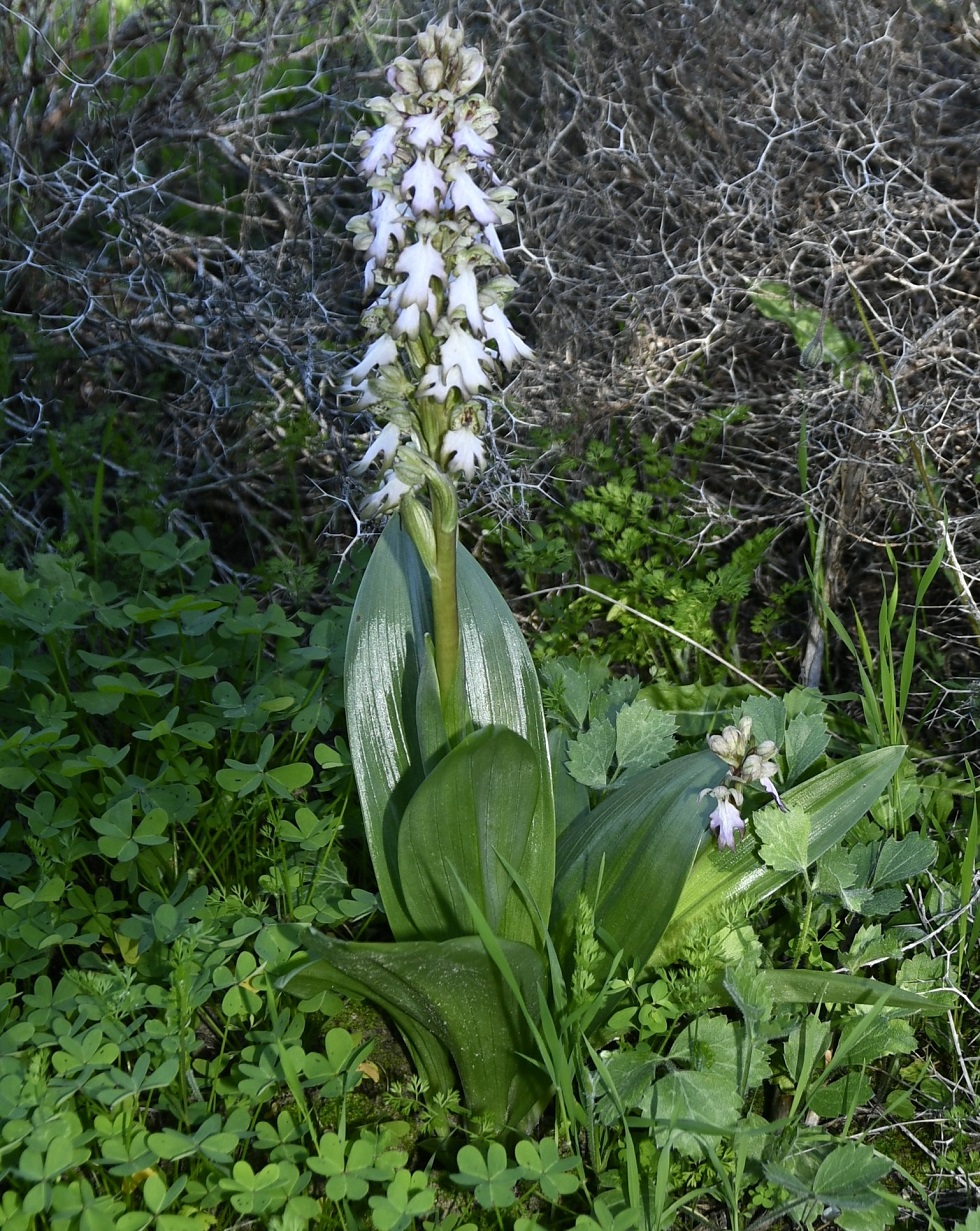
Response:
[265, 762, 315, 793]
[276, 929, 548, 1130]
[566, 717, 616, 788]
[397, 726, 540, 945]
[784, 711, 830, 783]
[783, 1014, 831, 1099]
[813, 1143, 892, 1197]
[539, 659, 593, 728]
[807, 1072, 874, 1119]
[345, 517, 555, 939]
[650, 746, 906, 965]
[734, 695, 786, 748]
[415, 635, 449, 777]
[642, 1068, 741, 1157]
[749, 280, 870, 382]
[614, 701, 675, 773]
[453, 1142, 523, 1209]
[553, 750, 728, 971]
[639, 681, 755, 736]
[755, 803, 811, 875]
[549, 728, 590, 837]
[872, 833, 937, 885]
[513, 1138, 580, 1201]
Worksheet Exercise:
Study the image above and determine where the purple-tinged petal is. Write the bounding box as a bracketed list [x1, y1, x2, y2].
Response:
[709, 798, 746, 852]
[760, 777, 789, 812]
[405, 110, 444, 150]
[452, 121, 494, 160]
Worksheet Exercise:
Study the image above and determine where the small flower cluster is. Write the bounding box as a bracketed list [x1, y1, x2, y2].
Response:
[344, 19, 532, 518]
[701, 716, 787, 851]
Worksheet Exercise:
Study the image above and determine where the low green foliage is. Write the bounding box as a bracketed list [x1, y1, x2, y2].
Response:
[493, 424, 789, 677]
[0, 503, 970, 1230]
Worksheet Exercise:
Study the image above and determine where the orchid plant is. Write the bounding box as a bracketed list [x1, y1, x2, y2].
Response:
[277, 19, 932, 1132]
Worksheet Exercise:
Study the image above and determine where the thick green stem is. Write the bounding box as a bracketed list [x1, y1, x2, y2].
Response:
[399, 468, 463, 724]
[431, 510, 460, 705]
[426, 470, 462, 716]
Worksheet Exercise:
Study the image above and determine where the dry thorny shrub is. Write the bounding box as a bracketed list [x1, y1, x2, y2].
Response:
[0, 0, 384, 569]
[2, 0, 980, 731]
[455, 0, 980, 732]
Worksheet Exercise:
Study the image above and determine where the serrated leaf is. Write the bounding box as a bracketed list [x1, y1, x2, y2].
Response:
[651, 746, 907, 966]
[565, 718, 616, 788]
[807, 1072, 874, 1119]
[755, 803, 811, 875]
[872, 834, 937, 886]
[640, 681, 756, 737]
[614, 701, 675, 773]
[540, 659, 593, 727]
[784, 711, 829, 783]
[644, 1068, 741, 1157]
[734, 695, 786, 748]
[813, 1144, 892, 1198]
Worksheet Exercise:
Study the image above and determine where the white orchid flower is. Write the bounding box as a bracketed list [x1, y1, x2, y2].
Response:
[350, 422, 401, 476]
[709, 797, 746, 852]
[447, 261, 483, 333]
[402, 155, 447, 216]
[452, 121, 494, 161]
[439, 323, 492, 396]
[347, 334, 398, 384]
[360, 469, 415, 519]
[481, 303, 533, 368]
[366, 192, 410, 263]
[446, 165, 501, 226]
[393, 238, 447, 317]
[441, 427, 485, 481]
[405, 110, 444, 150]
[359, 123, 401, 176]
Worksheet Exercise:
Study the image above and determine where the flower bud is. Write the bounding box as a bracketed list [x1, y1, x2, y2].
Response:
[420, 56, 445, 92]
[455, 47, 485, 95]
[387, 57, 420, 94]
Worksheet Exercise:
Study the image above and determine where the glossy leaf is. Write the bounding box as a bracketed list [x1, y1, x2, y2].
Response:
[553, 750, 729, 971]
[345, 516, 555, 939]
[276, 929, 549, 1130]
[651, 746, 907, 965]
[757, 968, 946, 1015]
[398, 725, 539, 944]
